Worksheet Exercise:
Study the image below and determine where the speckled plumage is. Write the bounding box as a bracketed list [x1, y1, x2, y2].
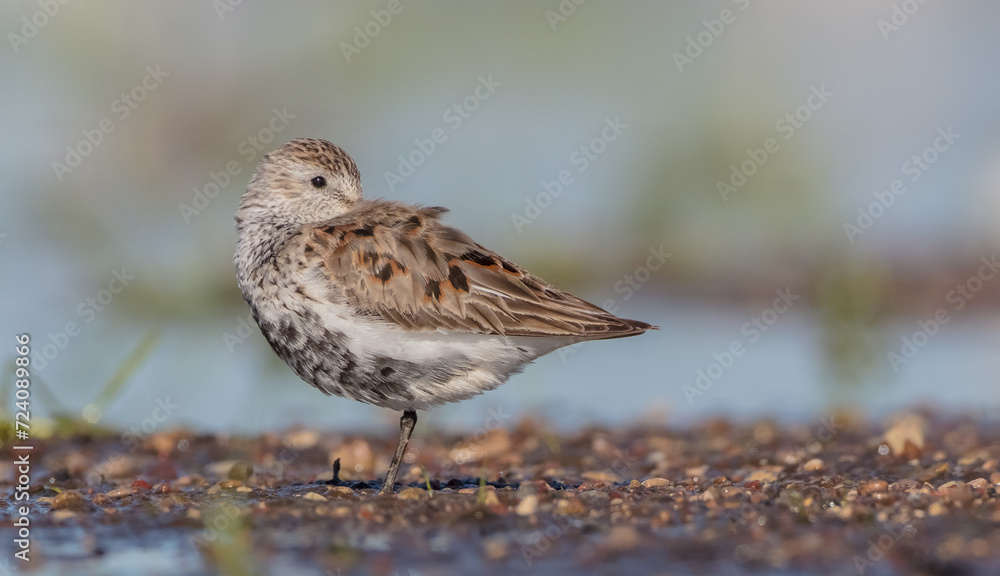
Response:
[234, 138, 654, 493]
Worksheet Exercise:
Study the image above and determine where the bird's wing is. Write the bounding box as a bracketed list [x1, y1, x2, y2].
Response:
[293, 200, 653, 339]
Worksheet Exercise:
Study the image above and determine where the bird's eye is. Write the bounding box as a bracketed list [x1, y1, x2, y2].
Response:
[311, 176, 327, 188]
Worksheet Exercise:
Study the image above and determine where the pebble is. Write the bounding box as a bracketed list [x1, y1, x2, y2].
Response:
[871, 492, 894, 503]
[968, 478, 989, 496]
[482, 536, 508, 560]
[941, 482, 973, 505]
[522, 480, 553, 494]
[204, 461, 240, 479]
[745, 466, 782, 483]
[106, 487, 132, 499]
[957, 457, 977, 468]
[325, 486, 354, 497]
[228, 461, 254, 481]
[916, 462, 950, 483]
[803, 458, 824, 472]
[641, 478, 669, 488]
[21, 415, 1000, 574]
[448, 430, 511, 464]
[94, 456, 136, 479]
[699, 487, 720, 503]
[884, 415, 925, 458]
[582, 471, 621, 483]
[603, 526, 640, 551]
[480, 489, 500, 507]
[516, 495, 538, 516]
[330, 507, 353, 518]
[397, 487, 429, 501]
[286, 429, 319, 450]
[51, 491, 85, 510]
[576, 481, 613, 491]
[859, 479, 888, 495]
[556, 497, 587, 517]
[685, 465, 708, 480]
[149, 433, 176, 455]
[720, 486, 745, 499]
[208, 481, 243, 494]
[174, 475, 198, 487]
[336, 440, 375, 475]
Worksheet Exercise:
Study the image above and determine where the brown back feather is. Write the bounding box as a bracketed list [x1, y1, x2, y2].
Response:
[296, 200, 654, 339]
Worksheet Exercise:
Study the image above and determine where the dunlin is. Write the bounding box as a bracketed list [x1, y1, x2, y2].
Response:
[234, 138, 654, 494]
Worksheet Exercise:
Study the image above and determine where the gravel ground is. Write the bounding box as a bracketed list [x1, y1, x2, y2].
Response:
[3, 412, 1000, 576]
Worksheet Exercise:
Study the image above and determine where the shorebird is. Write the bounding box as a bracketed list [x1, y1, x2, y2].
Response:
[234, 138, 653, 494]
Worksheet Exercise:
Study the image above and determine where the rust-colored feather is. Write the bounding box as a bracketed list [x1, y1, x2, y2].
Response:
[291, 200, 653, 339]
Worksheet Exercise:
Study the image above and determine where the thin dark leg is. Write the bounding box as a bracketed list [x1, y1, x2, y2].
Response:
[379, 410, 417, 495]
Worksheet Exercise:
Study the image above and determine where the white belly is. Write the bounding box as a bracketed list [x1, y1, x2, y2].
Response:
[248, 267, 573, 411]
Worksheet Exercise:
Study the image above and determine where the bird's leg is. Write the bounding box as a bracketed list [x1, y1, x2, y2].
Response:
[379, 410, 417, 495]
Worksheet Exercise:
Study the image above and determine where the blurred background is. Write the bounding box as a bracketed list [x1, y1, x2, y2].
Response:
[3, 0, 1000, 437]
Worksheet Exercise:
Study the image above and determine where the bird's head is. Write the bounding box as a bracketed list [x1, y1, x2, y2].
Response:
[236, 138, 363, 232]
